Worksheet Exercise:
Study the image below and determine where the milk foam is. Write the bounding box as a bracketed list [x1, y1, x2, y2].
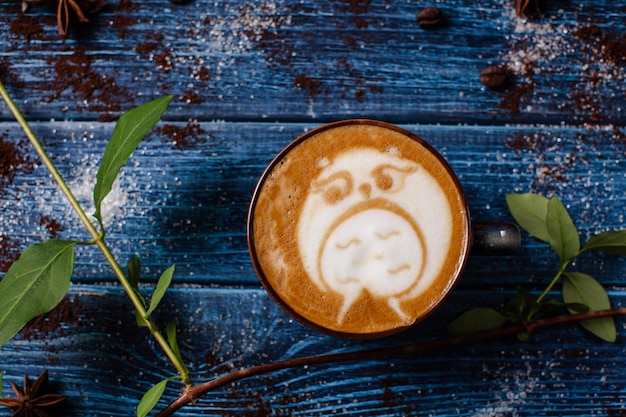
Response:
[297, 147, 453, 324]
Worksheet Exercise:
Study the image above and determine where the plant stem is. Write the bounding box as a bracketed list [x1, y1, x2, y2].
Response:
[536, 259, 570, 303]
[156, 307, 626, 417]
[0, 81, 191, 386]
[0, 84, 97, 239]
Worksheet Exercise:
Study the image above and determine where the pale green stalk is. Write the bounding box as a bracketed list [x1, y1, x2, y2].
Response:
[536, 260, 570, 305]
[0, 81, 190, 386]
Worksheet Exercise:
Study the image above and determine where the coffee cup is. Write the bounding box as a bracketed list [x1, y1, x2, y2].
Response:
[247, 120, 520, 338]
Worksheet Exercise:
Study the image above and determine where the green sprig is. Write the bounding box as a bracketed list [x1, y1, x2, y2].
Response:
[448, 192, 626, 342]
[0, 81, 189, 415]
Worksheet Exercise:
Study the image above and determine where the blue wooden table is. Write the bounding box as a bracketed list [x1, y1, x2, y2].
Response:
[1, 0, 626, 415]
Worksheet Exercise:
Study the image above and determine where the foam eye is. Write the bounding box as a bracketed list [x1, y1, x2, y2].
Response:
[324, 186, 348, 203]
[371, 164, 417, 193]
[375, 172, 394, 191]
[312, 170, 353, 204]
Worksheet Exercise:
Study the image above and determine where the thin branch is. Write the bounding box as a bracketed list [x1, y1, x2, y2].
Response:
[156, 307, 626, 417]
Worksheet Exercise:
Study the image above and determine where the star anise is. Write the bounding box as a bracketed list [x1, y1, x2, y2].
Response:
[0, 370, 66, 417]
[515, 0, 542, 16]
[21, 0, 107, 36]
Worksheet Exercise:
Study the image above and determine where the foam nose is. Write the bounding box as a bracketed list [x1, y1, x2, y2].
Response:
[359, 183, 371, 199]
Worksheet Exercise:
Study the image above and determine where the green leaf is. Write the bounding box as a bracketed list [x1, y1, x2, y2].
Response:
[546, 196, 580, 264]
[135, 311, 149, 328]
[166, 320, 187, 373]
[128, 256, 142, 291]
[127, 257, 146, 308]
[531, 298, 562, 319]
[93, 95, 172, 223]
[581, 230, 626, 256]
[504, 289, 537, 321]
[505, 193, 551, 242]
[127, 257, 149, 327]
[447, 307, 509, 335]
[166, 320, 179, 357]
[144, 265, 175, 319]
[563, 272, 616, 342]
[0, 240, 76, 347]
[0, 370, 4, 395]
[137, 377, 175, 417]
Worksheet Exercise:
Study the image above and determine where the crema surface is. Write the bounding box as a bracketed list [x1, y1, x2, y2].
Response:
[250, 122, 470, 337]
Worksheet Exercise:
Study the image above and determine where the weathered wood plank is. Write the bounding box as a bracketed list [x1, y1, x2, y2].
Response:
[1, 0, 625, 124]
[0, 285, 625, 416]
[1, 0, 625, 415]
[1, 122, 624, 287]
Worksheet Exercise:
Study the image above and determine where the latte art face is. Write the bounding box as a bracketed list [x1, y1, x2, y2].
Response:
[298, 148, 452, 325]
[249, 121, 470, 337]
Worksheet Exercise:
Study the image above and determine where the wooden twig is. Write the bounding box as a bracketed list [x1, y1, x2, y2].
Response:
[156, 307, 626, 416]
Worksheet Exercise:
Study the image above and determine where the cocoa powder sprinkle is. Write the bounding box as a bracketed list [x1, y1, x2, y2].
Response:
[155, 121, 207, 150]
[0, 133, 32, 195]
[0, 234, 21, 273]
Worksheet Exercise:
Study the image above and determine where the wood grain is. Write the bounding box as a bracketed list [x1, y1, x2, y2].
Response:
[1, 285, 625, 416]
[1, 0, 625, 415]
[2, 122, 624, 285]
[1, 0, 625, 124]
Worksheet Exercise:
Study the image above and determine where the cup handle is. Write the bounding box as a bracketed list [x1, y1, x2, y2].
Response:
[471, 222, 521, 255]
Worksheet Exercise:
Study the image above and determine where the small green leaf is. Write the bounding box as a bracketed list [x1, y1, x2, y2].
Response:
[546, 196, 580, 264]
[504, 290, 536, 320]
[0, 370, 4, 395]
[531, 298, 563, 319]
[516, 332, 530, 342]
[581, 230, 626, 256]
[447, 307, 509, 335]
[563, 272, 616, 342]
[127, 257, 149, 327]
[128, 256, 142, 291]
[135, 311, 149, 328]
[505, 193, 551, 242]
[166, 320, 187, 373]
[137, 377, 175, 417]
[128, 257, 146, 308]
[144, 265, 175, 319]
[504, 290, 559, 321]
[166, 320, 180, 357]
[93, 95, 172, 223]
[0, 240, 76, 347]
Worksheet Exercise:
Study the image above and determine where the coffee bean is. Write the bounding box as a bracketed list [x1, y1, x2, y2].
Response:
[416, 7, 444, 29]
[480, 66, 510, 89]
